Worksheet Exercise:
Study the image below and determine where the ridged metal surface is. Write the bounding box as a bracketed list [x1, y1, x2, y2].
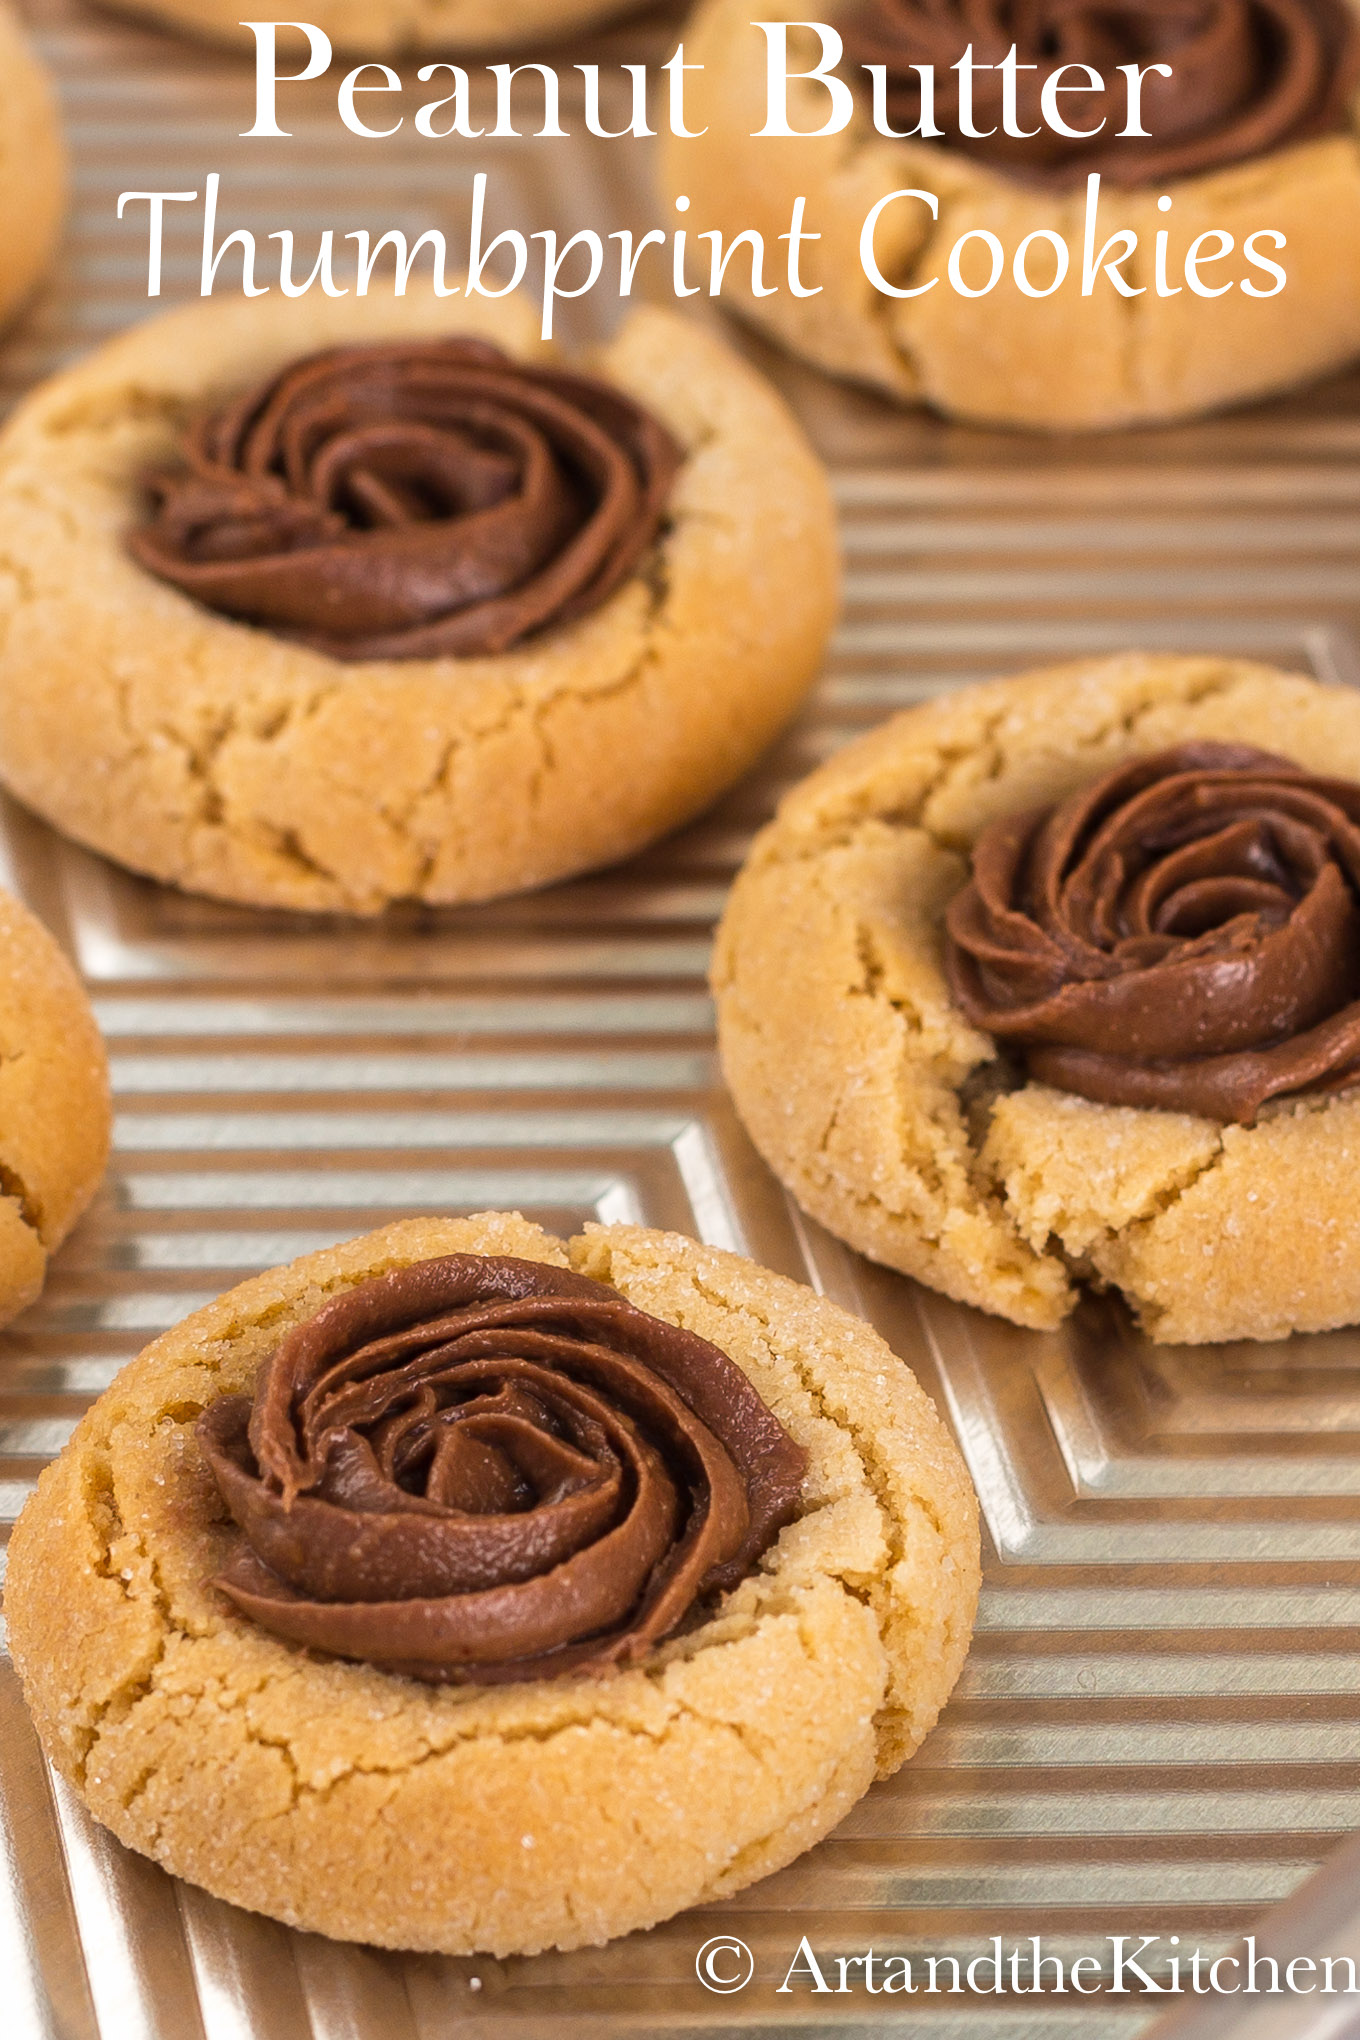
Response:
[3, 1, 1360, 2031]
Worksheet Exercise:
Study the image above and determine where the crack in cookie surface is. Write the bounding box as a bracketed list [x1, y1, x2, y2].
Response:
[715, 653, 1360, 1342]
[0, 302, 834, 913]
[4, 1213, 976, 1956]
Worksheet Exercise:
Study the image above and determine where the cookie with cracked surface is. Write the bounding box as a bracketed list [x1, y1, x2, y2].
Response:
[713, 652, 1360, 1344]
[4, 1211, 977, 1956]
[0, 291, 837, 913]
[0, 5, 64, 339]
[661, 0, 1360, 430]
[0, 887, 109, 1328]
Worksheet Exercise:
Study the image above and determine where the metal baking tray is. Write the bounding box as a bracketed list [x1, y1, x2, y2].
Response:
[5, 1, 1360, 2031]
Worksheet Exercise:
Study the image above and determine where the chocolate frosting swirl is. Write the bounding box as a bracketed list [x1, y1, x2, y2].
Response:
[842, 0, 1360, 186]
[128, 339, 682, 662]
[196, 1253, 807, 1683]
[943, 743, 1360, 1123]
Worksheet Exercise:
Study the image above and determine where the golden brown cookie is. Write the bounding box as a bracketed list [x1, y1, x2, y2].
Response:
[714, 653, 1360, 1344]
[0, 4, 65, 335]
[0, 292, 837, 913]
[0, 887, 109, 1327]
[4, 1212, 978, 1956]
[662, 0, 1360, 430]
[97, 0, 648, 54]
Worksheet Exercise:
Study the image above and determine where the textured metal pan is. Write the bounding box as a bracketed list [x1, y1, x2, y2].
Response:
[4, 1, 1360, 2032]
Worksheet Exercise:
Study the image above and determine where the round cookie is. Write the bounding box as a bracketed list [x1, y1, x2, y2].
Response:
[661, 0, 1360, 430]
[4, 1212, 978, 1956]
[97, 0, 650, 55]
[0, 4, 66, 335]
[714, 653, 1360, 1345]
[0, 291, 838, 914]
[0, 887, 109, 1327]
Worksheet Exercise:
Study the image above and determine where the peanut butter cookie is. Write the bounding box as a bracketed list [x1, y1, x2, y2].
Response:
[663, 0, 1360, 430]
[0, 886, 109, 1327]
[5, 1212, 977, 1956]
[0, 291, 837, 912]
[0, 4, 65, 335]
[99, 0, 650, 54]
[714, 653, 1360, 1343]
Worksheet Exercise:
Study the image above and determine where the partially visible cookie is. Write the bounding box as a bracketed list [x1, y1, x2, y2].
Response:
[5, 1212, 977, 1956]
[0, 887, 109, 1327]
[0, 4, 65, 334]
[714, 653, 1360, 1344]
[0, 291, 837, 914]
[663, 0, 1360, 430]
[97, 0, 650, 54]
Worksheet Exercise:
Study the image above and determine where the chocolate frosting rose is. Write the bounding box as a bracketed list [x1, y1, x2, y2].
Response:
[943, 742, 1360, 1123]
[196, 1253, 807, 1683]
[129, 338, 682, 662]
[841, 0, 1360, 187]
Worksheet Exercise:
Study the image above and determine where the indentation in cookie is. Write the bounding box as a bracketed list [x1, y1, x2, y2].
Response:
[197, 1251, 808, 1683]
[945, 741, 1360, 1122]
[716, 654, 1360, 1340]
[3, 1216, 978, 1956]
[128, 338, 682, 662]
